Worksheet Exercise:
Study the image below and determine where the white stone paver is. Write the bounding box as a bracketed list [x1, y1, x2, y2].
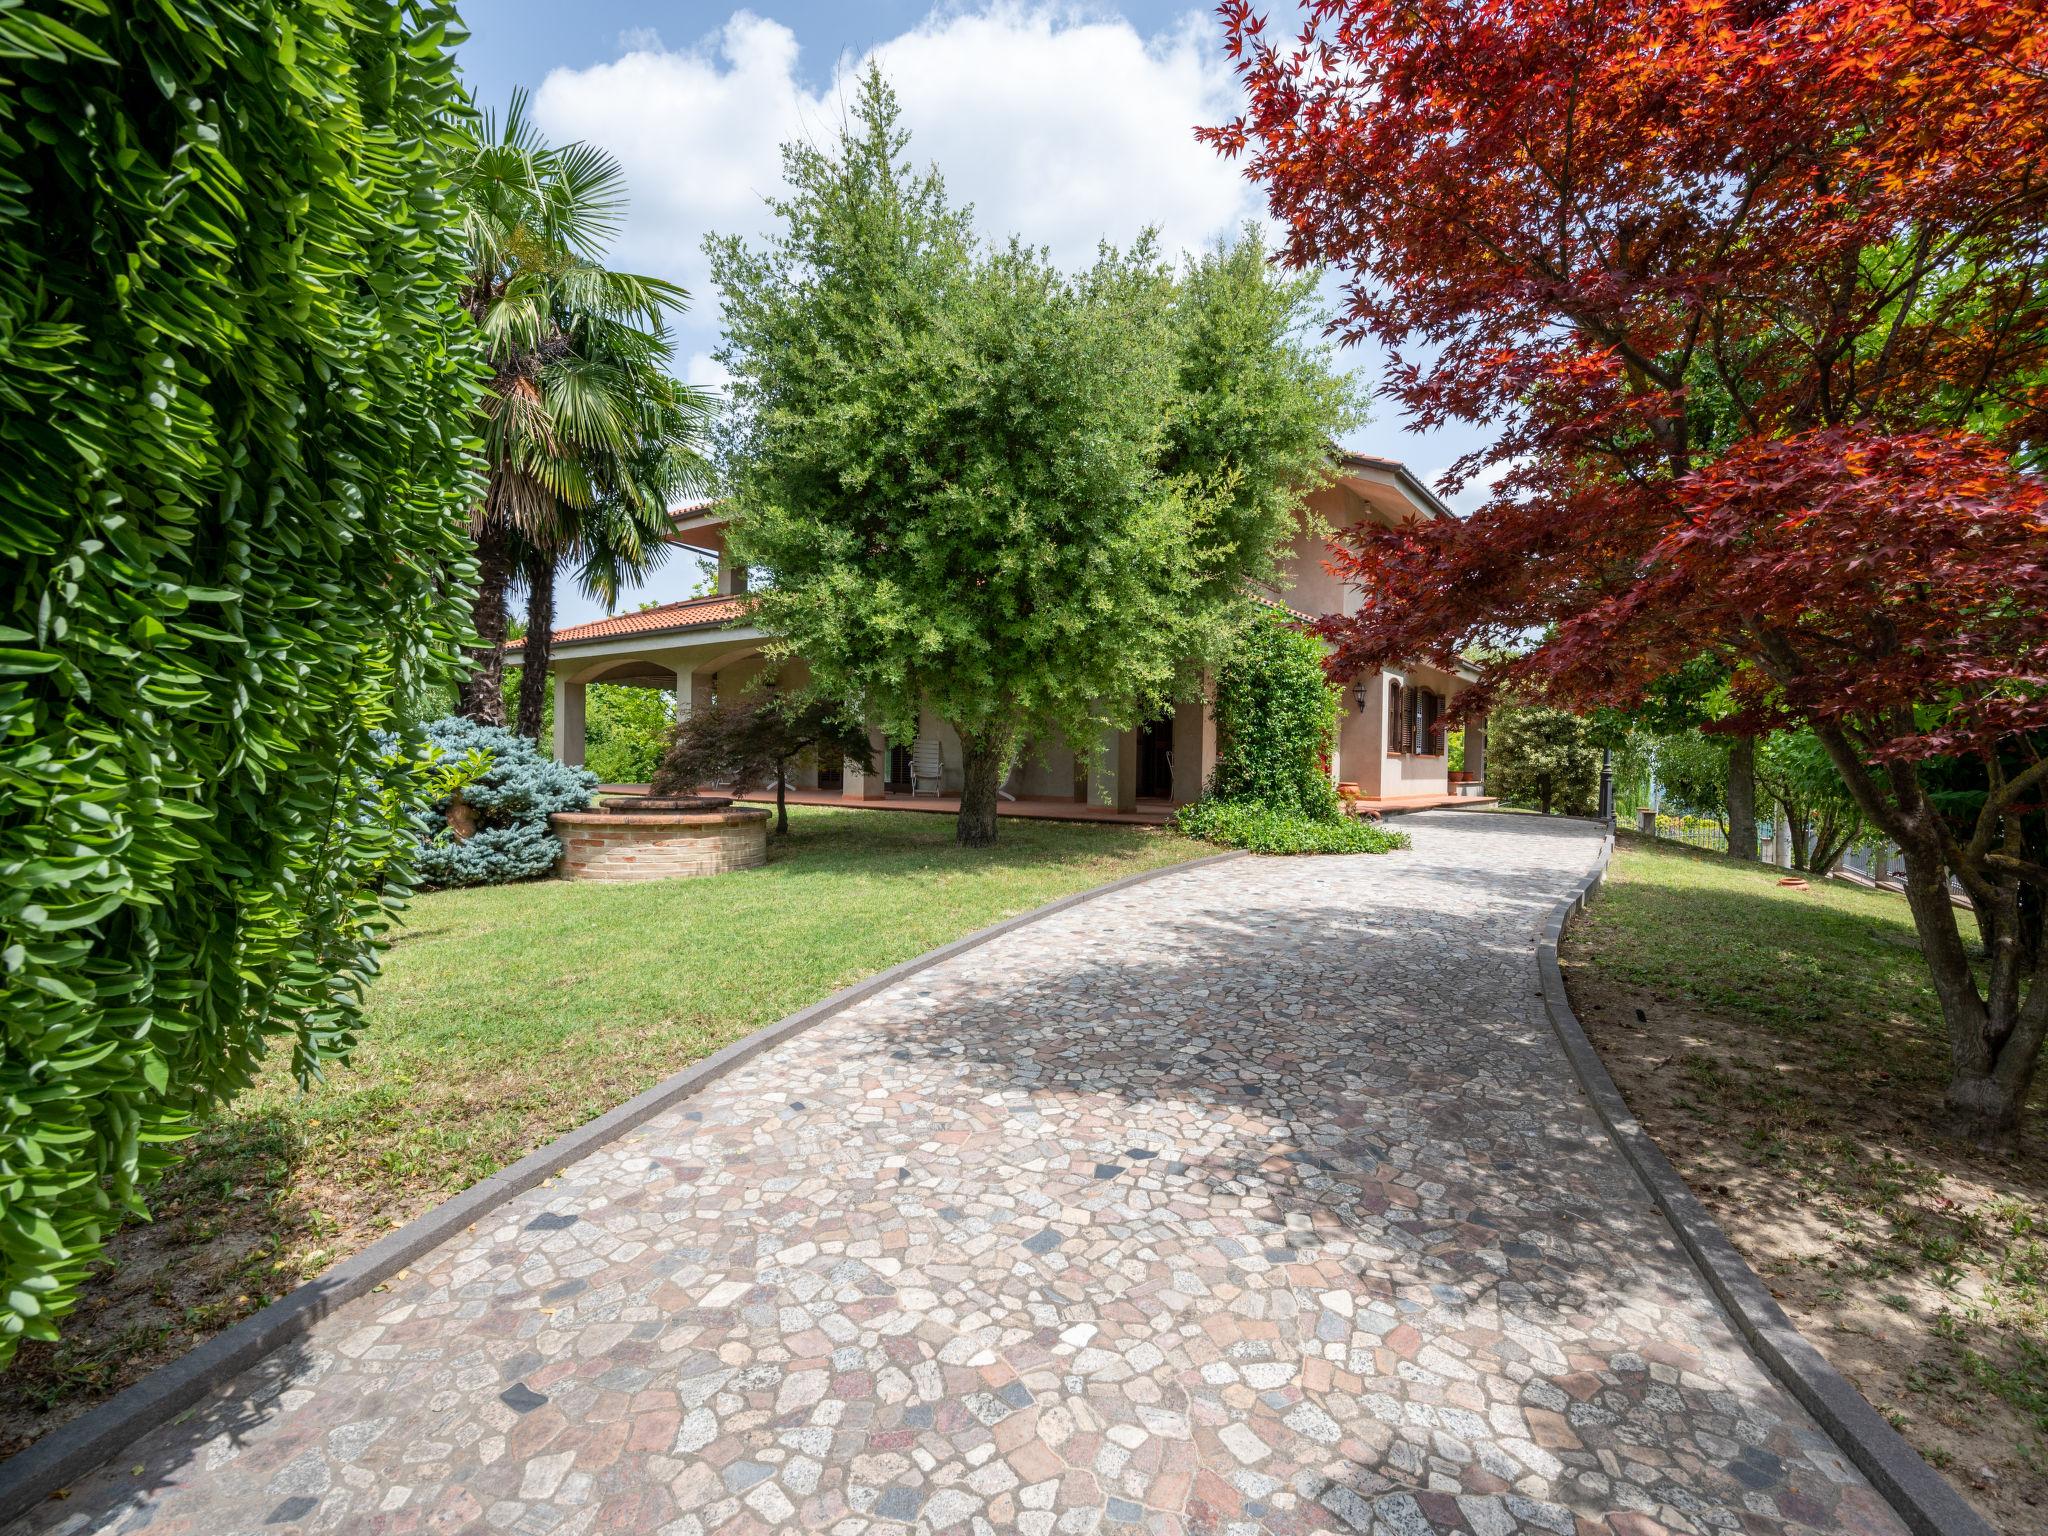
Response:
[13, 813, 1905, 1536]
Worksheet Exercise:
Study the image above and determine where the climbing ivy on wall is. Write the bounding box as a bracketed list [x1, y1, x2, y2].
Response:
[0, 2, 484, 1358]
[1205, 604, 1346, 819]
[1178, 604, 1408, 854]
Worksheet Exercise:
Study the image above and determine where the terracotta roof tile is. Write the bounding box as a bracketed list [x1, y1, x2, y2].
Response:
[1247, 587, 1318, 623]
[552, 593, 753, 645]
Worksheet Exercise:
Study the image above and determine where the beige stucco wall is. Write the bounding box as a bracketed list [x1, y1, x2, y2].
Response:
[1012, 734, 1082, 799]
[1265, 481, 1417, 618]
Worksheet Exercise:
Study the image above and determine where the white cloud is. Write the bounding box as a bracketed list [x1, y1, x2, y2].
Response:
[532, 5, 1259, 309]
[532, 4, 1498, 627]
[684, 351, 734, 393]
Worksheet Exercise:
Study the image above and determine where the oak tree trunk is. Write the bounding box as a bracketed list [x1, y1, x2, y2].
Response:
[459, 517, 512, 724]
[775, 752, 790, 836]
[516, 546, 556, 740]
[1726, 735, 1758, 861]
[956, 729, 1007, 847]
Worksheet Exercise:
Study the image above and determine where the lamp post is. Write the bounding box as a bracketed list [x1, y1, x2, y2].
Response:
[1598, 743, 1615, 826]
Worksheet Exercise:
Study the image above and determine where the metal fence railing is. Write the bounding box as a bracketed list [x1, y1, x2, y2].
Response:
[1644, 811, 1730, 852]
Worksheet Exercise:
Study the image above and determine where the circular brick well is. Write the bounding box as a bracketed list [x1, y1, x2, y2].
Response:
[551, 804, 770, 882]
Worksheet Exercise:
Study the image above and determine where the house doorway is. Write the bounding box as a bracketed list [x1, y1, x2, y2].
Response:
[887, 743, 912, 791]
[1137, 711, 1176, 800]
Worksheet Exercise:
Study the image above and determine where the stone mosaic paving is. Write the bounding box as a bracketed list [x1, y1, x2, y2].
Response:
[13, 812, 1906, 1536]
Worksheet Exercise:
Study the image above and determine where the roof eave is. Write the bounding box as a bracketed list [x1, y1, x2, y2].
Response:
[1332, 450, 1455, 521]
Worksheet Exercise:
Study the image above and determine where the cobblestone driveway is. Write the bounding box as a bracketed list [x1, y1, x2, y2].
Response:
[18, 813, 1905, 1536]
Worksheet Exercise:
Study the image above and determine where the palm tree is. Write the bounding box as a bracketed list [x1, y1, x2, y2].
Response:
[451, 92, 708, 725]
[512, 321, 712, 736]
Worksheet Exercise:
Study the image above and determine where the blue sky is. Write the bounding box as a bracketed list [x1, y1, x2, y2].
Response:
[459, 1, 1212, 101]
[457, 4, 1492, 625]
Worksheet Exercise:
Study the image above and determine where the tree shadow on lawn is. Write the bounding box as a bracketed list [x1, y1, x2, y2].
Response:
[1562, 836, 2047, 1529]
[755, 803, 1194, 876]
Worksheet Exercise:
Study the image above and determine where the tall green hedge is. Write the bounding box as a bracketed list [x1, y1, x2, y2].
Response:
[0, 3, 483, 1357]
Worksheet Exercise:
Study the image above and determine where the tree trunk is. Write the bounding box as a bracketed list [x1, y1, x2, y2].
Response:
[1785, 802, 1810, 870]
[1726, 735, 1758, 860]
[956, 728, 1007, 847]
[1802, 719, 2047, 1149]
[1891, 834, 2045, 1149]
[1809, 808, 1853, 877]
[516, 546, 556, 740]
[774, 752, 789, 836]
[460, 518, 512, 725]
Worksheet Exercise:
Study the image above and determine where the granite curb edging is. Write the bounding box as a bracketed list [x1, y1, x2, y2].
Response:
[1538, 835, 1995, 1536]
[0, 848, 1245, 1528]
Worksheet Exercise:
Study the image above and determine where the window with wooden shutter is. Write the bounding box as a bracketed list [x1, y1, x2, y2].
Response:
[1387, 680, 1406, 753]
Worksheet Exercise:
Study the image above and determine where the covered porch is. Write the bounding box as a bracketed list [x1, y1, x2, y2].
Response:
[547, 596, 1489, 816]
[598, 782, 1182, 827]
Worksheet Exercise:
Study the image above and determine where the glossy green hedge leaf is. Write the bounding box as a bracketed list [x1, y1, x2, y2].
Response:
[0, 0, 484, 1364]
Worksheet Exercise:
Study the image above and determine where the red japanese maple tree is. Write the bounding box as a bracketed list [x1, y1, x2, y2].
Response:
[1205, 0, 2048, 1143]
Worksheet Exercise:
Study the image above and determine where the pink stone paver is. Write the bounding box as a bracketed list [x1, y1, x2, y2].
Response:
[12, 813, 1907, 1536]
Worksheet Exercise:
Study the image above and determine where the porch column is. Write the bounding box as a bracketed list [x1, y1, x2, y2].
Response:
[552, 674, 586, 767]
[842, 723, 889, 801]
[1087, 726, 1138, 813]
[673, 665, 716, 718]
[1197, 675, 1221, 787]
[1170, 696, 1206, 804]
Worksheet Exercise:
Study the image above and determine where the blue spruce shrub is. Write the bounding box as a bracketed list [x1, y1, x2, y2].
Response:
[414, 718, 595, 887]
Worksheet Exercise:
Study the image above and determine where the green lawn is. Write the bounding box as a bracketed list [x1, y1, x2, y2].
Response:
[0, 807, 1202, 1449]
[1561, 834, 2045, 1534]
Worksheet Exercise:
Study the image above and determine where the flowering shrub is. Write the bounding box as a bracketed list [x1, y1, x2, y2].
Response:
[412, 718, 595, 888]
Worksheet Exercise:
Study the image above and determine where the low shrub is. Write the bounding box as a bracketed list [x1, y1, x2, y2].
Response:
[1175, 799, 1410, 856]
[412, 718, 595, 888]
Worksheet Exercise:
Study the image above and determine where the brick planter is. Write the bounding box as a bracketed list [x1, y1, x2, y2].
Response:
[550, 805, 770, 882]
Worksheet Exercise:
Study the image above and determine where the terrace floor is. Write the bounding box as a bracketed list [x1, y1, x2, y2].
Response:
[598, 785, 1499, 826]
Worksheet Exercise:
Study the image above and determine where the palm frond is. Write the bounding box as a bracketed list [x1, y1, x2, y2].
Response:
[541, 139, 629, 260]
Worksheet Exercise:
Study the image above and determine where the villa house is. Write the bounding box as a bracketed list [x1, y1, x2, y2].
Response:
[544, 450, 1486, 817]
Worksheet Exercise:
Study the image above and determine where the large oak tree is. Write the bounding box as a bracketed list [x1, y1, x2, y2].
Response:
[1208, 0, 2048, 1142]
